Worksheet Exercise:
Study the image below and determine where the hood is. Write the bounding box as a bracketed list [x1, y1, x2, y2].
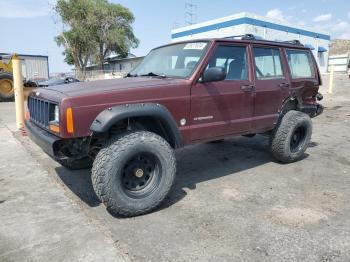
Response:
[43, 77, 184, 97]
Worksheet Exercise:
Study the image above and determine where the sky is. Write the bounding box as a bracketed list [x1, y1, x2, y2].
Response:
[0, 0, 349, 73]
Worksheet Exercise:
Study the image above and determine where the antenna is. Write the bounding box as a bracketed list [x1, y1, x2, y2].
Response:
[172, 21, 180, 29]
[185, 1, 197, 26]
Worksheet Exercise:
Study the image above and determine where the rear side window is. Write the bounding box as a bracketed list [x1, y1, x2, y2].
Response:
[286, 50, 314, 79]
[253, 47, 284, 80]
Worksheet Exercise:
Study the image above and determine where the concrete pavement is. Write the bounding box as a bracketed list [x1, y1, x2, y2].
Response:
[0, 120, 124, 262]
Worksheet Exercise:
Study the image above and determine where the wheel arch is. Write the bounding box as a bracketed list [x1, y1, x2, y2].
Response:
[90, 103, 183, 148]
[276, 97, 300, 124]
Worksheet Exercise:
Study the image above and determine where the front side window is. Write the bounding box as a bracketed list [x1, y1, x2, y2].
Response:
[207, 45, 248, 80]
[253, 47, 284, 80]
[130, 42, 209, 78]
[286, 50, 314, 79]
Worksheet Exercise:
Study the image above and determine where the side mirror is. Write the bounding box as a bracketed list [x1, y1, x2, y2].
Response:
[202, 67, 226, 82]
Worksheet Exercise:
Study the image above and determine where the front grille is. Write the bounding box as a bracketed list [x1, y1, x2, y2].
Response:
[28, 96, 56, 129]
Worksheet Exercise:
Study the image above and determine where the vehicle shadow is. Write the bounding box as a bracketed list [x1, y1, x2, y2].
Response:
[54, 135, 309, 214]
[160, 135, 272, 211]
[55, 167, 100, 207]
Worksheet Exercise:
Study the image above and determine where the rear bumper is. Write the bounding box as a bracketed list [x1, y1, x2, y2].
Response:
[25, 120, 61, 158]
[300, 103, 324, 118]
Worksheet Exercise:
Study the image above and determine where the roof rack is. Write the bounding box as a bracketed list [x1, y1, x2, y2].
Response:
[223, 34, 304, 46]
[281, 40, 303, 46]
[241, 34, 257, 40]
[224, 34, 261, 40]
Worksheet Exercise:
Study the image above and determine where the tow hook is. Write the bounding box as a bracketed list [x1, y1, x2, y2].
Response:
[316, 93, 323, 101]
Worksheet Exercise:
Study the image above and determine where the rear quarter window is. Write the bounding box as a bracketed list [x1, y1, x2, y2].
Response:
[286, 49, 315, 79]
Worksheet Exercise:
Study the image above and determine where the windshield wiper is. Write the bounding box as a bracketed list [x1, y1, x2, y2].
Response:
[140, 72, 167, 78]
[125, 73, 138, 78]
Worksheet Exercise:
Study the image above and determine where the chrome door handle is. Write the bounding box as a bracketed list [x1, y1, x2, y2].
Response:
[241, 85, 255, 92]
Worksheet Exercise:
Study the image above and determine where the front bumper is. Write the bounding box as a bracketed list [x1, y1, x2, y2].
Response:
[300, 104, 324, 118]
[25, 120, 61, 158]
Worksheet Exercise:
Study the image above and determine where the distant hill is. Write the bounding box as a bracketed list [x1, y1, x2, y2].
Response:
[329, 39, 350, 56]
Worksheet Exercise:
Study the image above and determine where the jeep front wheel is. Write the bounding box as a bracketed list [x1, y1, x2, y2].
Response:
[92, 131, 176, 217]
[270, 110, 312, 163]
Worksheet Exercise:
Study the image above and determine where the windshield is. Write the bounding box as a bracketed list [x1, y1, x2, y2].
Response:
[130, 42, 209, 78]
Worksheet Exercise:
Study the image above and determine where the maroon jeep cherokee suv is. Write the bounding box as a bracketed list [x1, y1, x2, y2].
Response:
[26, 36, 323, 216]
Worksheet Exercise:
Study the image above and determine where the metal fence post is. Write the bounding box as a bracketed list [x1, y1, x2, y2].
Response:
[12, 54, 25, 129]
[328, 65, 334, 94]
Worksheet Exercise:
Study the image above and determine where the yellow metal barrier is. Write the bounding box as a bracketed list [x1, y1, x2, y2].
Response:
[12, 54, 25, 129]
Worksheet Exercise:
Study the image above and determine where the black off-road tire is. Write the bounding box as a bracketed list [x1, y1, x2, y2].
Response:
[0, 72, 14, 102]
[91, 131, 176, 217]
[57, 157, 93, 170]
[270, 110, 312, 163]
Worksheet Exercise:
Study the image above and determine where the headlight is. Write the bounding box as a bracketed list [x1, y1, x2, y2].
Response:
[49, 105, 60, 133]
[54, 105, 59, 122]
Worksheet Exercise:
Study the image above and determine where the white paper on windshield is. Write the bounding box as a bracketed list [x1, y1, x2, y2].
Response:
[183, 42, 207, 50]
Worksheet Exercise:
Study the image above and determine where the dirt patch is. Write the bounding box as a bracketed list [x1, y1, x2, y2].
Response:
[266, 206, 328, 226]
[328, 106, 343, 110]
[221, 188, 247, 202]
[320, 250, 341, 262]
[335, 155, 350, 166]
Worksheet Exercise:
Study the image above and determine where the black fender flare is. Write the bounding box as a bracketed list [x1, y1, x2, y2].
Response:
[274, 97, 299, 125]
[278, 96, 299, 113]
[90, 103, 183, 148]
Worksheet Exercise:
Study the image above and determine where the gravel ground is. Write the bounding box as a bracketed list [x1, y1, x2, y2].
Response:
[1, 74, 350, 261]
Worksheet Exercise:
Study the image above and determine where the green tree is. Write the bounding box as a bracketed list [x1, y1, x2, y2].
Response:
[55, 0, 139, 76]
[92, 0, 139, 70]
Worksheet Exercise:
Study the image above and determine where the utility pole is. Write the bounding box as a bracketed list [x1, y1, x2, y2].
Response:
[185, 1, 197, 26]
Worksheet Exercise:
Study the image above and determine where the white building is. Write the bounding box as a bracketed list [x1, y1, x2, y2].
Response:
[171, 12, 331, 73]
[0, 53, 49, 80]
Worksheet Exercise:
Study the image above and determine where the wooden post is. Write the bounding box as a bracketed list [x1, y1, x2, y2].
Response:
[12, 54, 25, 129]
[328, 65, 334, 94]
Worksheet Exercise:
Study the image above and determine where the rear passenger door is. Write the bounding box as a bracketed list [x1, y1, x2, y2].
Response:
[252, 46, 289, 131]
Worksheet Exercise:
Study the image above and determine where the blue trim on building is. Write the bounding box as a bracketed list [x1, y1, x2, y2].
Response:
[171, 17, 331, 41]
[304, 44, 315, 50]
[318, 46, 327, 52]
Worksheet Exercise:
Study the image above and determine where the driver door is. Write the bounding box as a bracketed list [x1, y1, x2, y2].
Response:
[190, 43, 255, 141]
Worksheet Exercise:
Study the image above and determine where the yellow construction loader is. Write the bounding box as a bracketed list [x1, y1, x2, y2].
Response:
[0, 55, 15, 101]
[0, 55, 37, 102]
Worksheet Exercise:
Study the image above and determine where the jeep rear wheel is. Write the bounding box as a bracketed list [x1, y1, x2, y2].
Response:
[270, 110, 312, 163]
[92, 131, 176, 217]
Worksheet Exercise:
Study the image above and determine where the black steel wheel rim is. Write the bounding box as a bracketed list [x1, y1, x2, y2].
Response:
[120, 152, 162, 198]
[290, 126, 307, 153]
